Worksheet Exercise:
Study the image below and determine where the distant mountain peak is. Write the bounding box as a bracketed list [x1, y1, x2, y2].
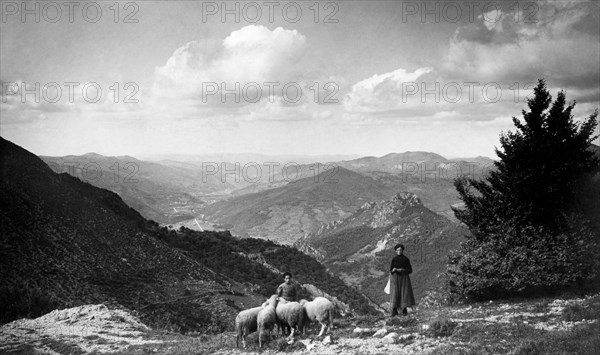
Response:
[309, 192, 427, 238]
[360, 192, 422, 213]
[391, 192, 422, 206]
[82, 152, 104, 158]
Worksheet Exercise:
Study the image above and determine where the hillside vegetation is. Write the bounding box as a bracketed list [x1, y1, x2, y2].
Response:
[155, 227, 378, 314]
[0, 137, 374, 335]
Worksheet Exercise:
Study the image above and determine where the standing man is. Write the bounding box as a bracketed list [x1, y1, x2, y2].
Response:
[277, 272, 300, 302]
[389, 244, 416, 316]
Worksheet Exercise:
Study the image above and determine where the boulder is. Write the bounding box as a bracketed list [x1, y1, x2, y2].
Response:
[382, 332, 398, 344]
[373, 328, 388, 338]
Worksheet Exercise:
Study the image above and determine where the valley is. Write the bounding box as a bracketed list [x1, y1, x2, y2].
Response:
[42, 151, 489, 240]
[36, 144, 596, 318]
[3, 137, 600, 354]
[35, 148, 490, 312]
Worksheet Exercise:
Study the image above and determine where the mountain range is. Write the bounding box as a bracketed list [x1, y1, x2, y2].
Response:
[1, 137, 375, 331]
[198, 156, 490, 243]
[201, 167, 399, 244]
[40, 151, 496, 244]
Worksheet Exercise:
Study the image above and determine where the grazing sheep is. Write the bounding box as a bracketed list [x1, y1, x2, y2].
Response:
[235, 306, 262, 348]
[300, 297, 335, 337]
[257, 295, 278, 348]
[275, 297, 307, 339]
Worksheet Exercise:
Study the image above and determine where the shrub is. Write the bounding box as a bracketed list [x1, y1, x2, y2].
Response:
[448, 217, 599, 300]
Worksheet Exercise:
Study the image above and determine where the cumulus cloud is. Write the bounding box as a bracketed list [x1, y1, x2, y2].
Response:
[340, 0, 599, 126]
[343, 67, 435, 113]
[342, 66, 520, 122]
[152, 25, 307, 102]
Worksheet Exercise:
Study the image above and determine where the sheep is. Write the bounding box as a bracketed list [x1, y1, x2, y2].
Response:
[300, 297, 335, 337]
[235, 306, 262, 348]
[257, 295, 278, 348]
[275, 297, 307, 339]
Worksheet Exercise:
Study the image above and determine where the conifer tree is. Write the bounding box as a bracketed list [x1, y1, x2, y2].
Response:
[448, 79, 599, 299]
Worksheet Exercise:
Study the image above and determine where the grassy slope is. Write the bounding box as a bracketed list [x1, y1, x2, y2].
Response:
[109, 292, 600, 354]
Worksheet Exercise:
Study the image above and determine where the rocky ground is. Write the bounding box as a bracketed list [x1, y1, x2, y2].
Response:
[2, 293, 599, 354]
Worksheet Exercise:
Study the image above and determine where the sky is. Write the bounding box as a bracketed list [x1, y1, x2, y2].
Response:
[1, 0, 599, 159]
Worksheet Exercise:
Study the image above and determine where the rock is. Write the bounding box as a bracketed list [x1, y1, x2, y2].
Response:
[398, 333, 414, 341]
[353, 327, 374, 334]
[373, 328, 388, 338]
[300, 339, 316, 351]
[322, 336, 332, 345]
[382, 332, 398, 344]
[382, 337, 397, 344]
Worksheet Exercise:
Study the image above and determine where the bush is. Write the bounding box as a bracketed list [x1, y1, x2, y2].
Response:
[447, 216, 599, 300]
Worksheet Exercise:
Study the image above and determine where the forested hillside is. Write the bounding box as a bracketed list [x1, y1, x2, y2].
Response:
[156, 227, 378, 314]
[0, 137, 376, 335]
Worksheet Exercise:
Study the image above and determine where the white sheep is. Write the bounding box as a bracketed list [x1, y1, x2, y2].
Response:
[275, 297, 307, 339]
[235, 306, 262, 348]
[257, 295, 278, 348]
[300, 297, 335, 337]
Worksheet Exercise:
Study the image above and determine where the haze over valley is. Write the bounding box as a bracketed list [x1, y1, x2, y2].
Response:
[40, 151, 494, 241]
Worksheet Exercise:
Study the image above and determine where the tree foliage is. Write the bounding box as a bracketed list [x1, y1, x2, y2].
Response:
[448, 79, 600, 299]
